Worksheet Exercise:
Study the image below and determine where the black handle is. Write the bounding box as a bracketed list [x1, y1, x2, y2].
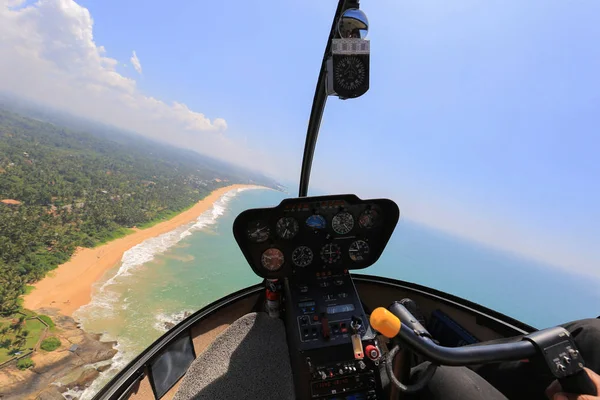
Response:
[386, 305, 538, 366]
[559, 369, 598, 396]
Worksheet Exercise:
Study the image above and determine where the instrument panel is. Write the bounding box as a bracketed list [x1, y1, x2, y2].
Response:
[233, 194, 400, 279]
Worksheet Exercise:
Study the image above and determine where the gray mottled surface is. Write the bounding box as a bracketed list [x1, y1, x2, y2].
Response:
[174, 312, 295, 400]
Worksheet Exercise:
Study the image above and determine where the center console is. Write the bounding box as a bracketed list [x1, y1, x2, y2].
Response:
[232, 194, 400, 400]
[285, 270, 382, 399]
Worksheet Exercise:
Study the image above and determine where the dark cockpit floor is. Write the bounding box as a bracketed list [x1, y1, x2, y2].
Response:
[174, 312, 295, 400]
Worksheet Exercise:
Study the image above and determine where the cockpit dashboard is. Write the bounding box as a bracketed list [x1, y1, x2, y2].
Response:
[233, 194, 399, 279]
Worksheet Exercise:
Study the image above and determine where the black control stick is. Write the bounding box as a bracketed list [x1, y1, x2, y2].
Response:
[370, 304, 597, 396]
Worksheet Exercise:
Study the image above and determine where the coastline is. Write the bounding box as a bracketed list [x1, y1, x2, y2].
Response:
[23, 184, 264, 316]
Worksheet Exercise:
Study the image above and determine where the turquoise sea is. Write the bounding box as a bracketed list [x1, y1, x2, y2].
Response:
[75, 188, 600, 399]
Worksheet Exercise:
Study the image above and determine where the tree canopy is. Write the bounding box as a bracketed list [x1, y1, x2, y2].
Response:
[0, 107, 279, 314]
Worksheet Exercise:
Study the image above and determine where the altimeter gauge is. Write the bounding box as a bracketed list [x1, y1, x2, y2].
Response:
[292, 246, 313, 267]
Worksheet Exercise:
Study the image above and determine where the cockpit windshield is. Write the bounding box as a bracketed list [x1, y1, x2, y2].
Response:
[1, 1, 599, 399]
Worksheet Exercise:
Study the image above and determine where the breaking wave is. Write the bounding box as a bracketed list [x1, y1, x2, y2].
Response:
[75, 186, 260, 400]
[75, 187, 252, 319]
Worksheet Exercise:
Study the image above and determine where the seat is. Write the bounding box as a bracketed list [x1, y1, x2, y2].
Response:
[174, 312, 295, 400]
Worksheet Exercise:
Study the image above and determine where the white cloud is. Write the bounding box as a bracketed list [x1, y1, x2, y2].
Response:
[130, 50, 142, 74]
[0, 0, 271, 171]
[6, 0, 25, 7]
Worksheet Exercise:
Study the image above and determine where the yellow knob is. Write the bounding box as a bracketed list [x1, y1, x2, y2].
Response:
[370, 307, 401, 338]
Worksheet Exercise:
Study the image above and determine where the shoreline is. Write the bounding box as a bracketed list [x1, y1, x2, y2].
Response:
[23, 184, 265, 316]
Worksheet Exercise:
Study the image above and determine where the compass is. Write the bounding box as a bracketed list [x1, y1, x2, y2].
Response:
[334, 56, 367, 92]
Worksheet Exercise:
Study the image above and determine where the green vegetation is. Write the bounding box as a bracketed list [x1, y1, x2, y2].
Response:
[0, 106, 278, 314]
[23, 319, 45, 349]
[16, 357, 35, 370]
[136, 203, 195, 229]
[17, 308, 36, 318]
[0, 315, 46, 363]
[37, 315, 55, 328]
[93, 227, 135, 247]
[40, 336, 61, 351]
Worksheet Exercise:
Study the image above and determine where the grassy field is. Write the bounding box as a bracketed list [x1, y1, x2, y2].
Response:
[0, 314, 48, 364]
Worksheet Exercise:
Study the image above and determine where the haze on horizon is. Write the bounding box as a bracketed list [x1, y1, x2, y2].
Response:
[1, 0, 599, 278]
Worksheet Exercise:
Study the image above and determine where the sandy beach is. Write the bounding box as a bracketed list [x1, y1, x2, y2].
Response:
[23, 184, 263, 316]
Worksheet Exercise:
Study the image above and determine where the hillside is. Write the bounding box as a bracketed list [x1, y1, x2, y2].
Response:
[0, 107, 277, 314]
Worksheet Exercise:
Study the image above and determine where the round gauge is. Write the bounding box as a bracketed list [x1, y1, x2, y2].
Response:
[332, 212, 354, 235]
[261, 248, 285, 271]
[246, 220, 270, 243]
[320, 243, 342, 264]
[292, 246, 313, 268]
[349, 240, 370, 262]
[276, 217, 299, 239]
[359, 209, 379, 229]
[334, 56, 367, 91]
[306, 214, 327, 230]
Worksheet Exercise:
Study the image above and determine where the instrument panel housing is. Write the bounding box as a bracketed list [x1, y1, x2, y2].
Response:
[233, 194, 400, 279]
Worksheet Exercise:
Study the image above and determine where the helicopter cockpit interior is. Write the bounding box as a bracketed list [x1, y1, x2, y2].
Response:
[167, 194, 593, 400]
[171, 194, 398, 400]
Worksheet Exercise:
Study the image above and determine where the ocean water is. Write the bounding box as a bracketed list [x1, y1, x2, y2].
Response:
[75, 188, 600, 399]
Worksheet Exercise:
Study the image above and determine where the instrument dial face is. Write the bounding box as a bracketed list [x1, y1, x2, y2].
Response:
[261, 248, 284, 271]
[306, 214, 327, 230]
[359, 209, 378, 229]
[335, 56, 366, 91]
[320, 243, 342, 264]
[276, 217, 299, 239]
[349, 240, 370, 262]
[246, 220, 270, 243]
[292, 246, 313, 268]
[332, 212, 354, 235]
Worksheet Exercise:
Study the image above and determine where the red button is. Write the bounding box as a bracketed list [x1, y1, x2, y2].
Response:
[365, 345, 380, 360]
[313, 315, 319, 321]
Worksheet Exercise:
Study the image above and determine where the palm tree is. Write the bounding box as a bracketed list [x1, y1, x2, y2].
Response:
[12, 336, 25, 350]
[12, 316, 26, 334]
[13, 330, 29, 350]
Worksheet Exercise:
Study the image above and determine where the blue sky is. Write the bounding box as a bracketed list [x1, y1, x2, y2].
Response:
[1, 0, 599, 276]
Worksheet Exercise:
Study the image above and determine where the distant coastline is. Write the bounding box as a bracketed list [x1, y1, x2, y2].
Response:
[23, 184, 265, 316]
